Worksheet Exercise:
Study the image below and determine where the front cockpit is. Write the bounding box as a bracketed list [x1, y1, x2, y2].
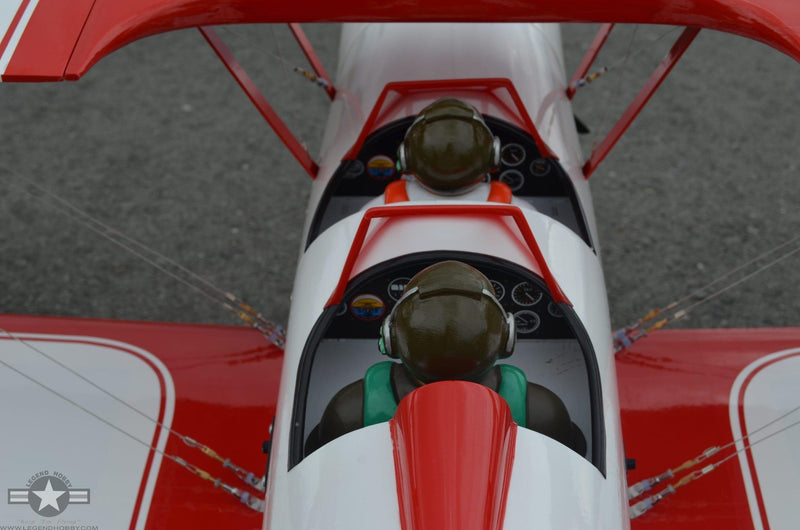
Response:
[289, 251, 604, 473]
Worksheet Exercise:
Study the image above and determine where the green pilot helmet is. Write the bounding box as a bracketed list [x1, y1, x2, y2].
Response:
[397, 99, 501, 192]
[379, 261, 516, 382]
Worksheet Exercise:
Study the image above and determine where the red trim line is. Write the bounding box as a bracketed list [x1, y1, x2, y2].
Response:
[324, 204, 571, 308]
[0, 0, 32, 62]
[343, 78, 557, 162]
[736, 350, 800, 530]
[0, 335, 168, 528]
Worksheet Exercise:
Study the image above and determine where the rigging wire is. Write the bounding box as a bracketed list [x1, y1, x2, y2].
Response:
[270, 25, 291, 87]
[570, 26, 680, 95]
[629, 414, 800, 519]
[219, 27, 331, 92]
[613, 235, 800, 351]
[623, 233, 800, 334]
[0, 354, 266, 513]
[627, 402, 800, 500]
[0, 166, 285, 347]
[590, 24, 639, 153]
[0, 326, 267, 492]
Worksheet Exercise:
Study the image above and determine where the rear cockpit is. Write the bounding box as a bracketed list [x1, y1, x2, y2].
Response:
[307, 114, 592, 248]
[289, 251, 604, 473]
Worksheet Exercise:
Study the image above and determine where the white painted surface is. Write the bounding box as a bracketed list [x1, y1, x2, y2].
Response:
[306, 23, 594, 244]
[0, 1, 25, 43]
[505, 428, 622, 529]
[0, 0, 39, 79]
[268, 202, 621, 527]
[0, 334, 174, 529]
[266, 425, 401, 529]
[730, 348, 800, 530]
[267, 22, 624, 529]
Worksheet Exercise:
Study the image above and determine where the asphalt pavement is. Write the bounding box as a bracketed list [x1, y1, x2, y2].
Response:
[1, 23, 798, 331]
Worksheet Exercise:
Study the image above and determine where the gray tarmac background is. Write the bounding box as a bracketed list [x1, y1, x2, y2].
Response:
[0, 24, 798, 331]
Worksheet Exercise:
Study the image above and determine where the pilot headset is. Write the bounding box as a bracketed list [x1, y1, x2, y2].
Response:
[378, 280, 516, 360]
[396, 99, 501, 187]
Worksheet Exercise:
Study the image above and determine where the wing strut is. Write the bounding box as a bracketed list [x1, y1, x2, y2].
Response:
[199, 27, 319, 179]
[582, 27, 700, 179]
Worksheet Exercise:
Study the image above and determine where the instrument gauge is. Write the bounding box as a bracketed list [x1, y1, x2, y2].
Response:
[530, 158, 552, 177]
[500, 143, 526, 167]
[499, 169, 525, 192]
[511, 281, 543, 306]
[344, 159, 365, 179]
[489, 280, 505, 301]
[387, 277, 410, 301]
[547, 302, 564, 318]
[514, 310, 541, 334]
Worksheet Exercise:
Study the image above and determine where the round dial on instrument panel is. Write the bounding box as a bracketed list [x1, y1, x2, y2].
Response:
[344, 159, 365, 179]
[500, 143, 526, 167]
[514, 310, 541, 334]
[387, 277, 411, 301]
[547, 302, 564, 318]
[489, 280, 505, 301]
[511, 281, 543, 306]
[530, 158, 552, 177]
[499, 169, 525, 192]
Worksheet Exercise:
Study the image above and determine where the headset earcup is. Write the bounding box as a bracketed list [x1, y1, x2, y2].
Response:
[397, 141, 408, 172]
[491, 136, 501, 169]
[380, 316, 399, 358]
[499, 312, 516, 358]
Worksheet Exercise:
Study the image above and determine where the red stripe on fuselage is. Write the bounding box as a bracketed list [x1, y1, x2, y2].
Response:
[390, 381, 517, 530]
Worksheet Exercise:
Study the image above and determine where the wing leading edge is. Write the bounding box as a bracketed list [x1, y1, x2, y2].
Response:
[2, 0, 800, 82]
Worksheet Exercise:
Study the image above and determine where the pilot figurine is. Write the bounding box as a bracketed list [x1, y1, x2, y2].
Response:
[366, 98, 533, 207]
[313, 261, 582, 453]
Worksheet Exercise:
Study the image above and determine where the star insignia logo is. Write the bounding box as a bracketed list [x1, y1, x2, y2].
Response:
[7, 472, 90, 517]
[31, 479, 66, 513]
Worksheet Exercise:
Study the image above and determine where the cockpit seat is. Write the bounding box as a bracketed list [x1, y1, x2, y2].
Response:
[309, 361, 585, 455]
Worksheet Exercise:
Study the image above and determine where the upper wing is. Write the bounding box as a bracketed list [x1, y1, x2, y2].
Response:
[618, 328, 800, 529]
[2, 0, 800, 82]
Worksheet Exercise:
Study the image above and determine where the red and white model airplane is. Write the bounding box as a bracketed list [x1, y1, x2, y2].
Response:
[1, 1, 799, 529]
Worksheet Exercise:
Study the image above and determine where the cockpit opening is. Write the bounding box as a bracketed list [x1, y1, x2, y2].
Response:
[289, 251, 605, 474]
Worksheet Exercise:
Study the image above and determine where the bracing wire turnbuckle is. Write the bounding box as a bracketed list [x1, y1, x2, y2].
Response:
[628, 406, 800, 519]
[182, 436, 266, 492]
[569, 67, 609, 93]
[224, 292, 286, 347]
[171, 456, 266, 513]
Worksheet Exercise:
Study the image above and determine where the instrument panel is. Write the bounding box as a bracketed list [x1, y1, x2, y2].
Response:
[325, 253, 575, 340]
